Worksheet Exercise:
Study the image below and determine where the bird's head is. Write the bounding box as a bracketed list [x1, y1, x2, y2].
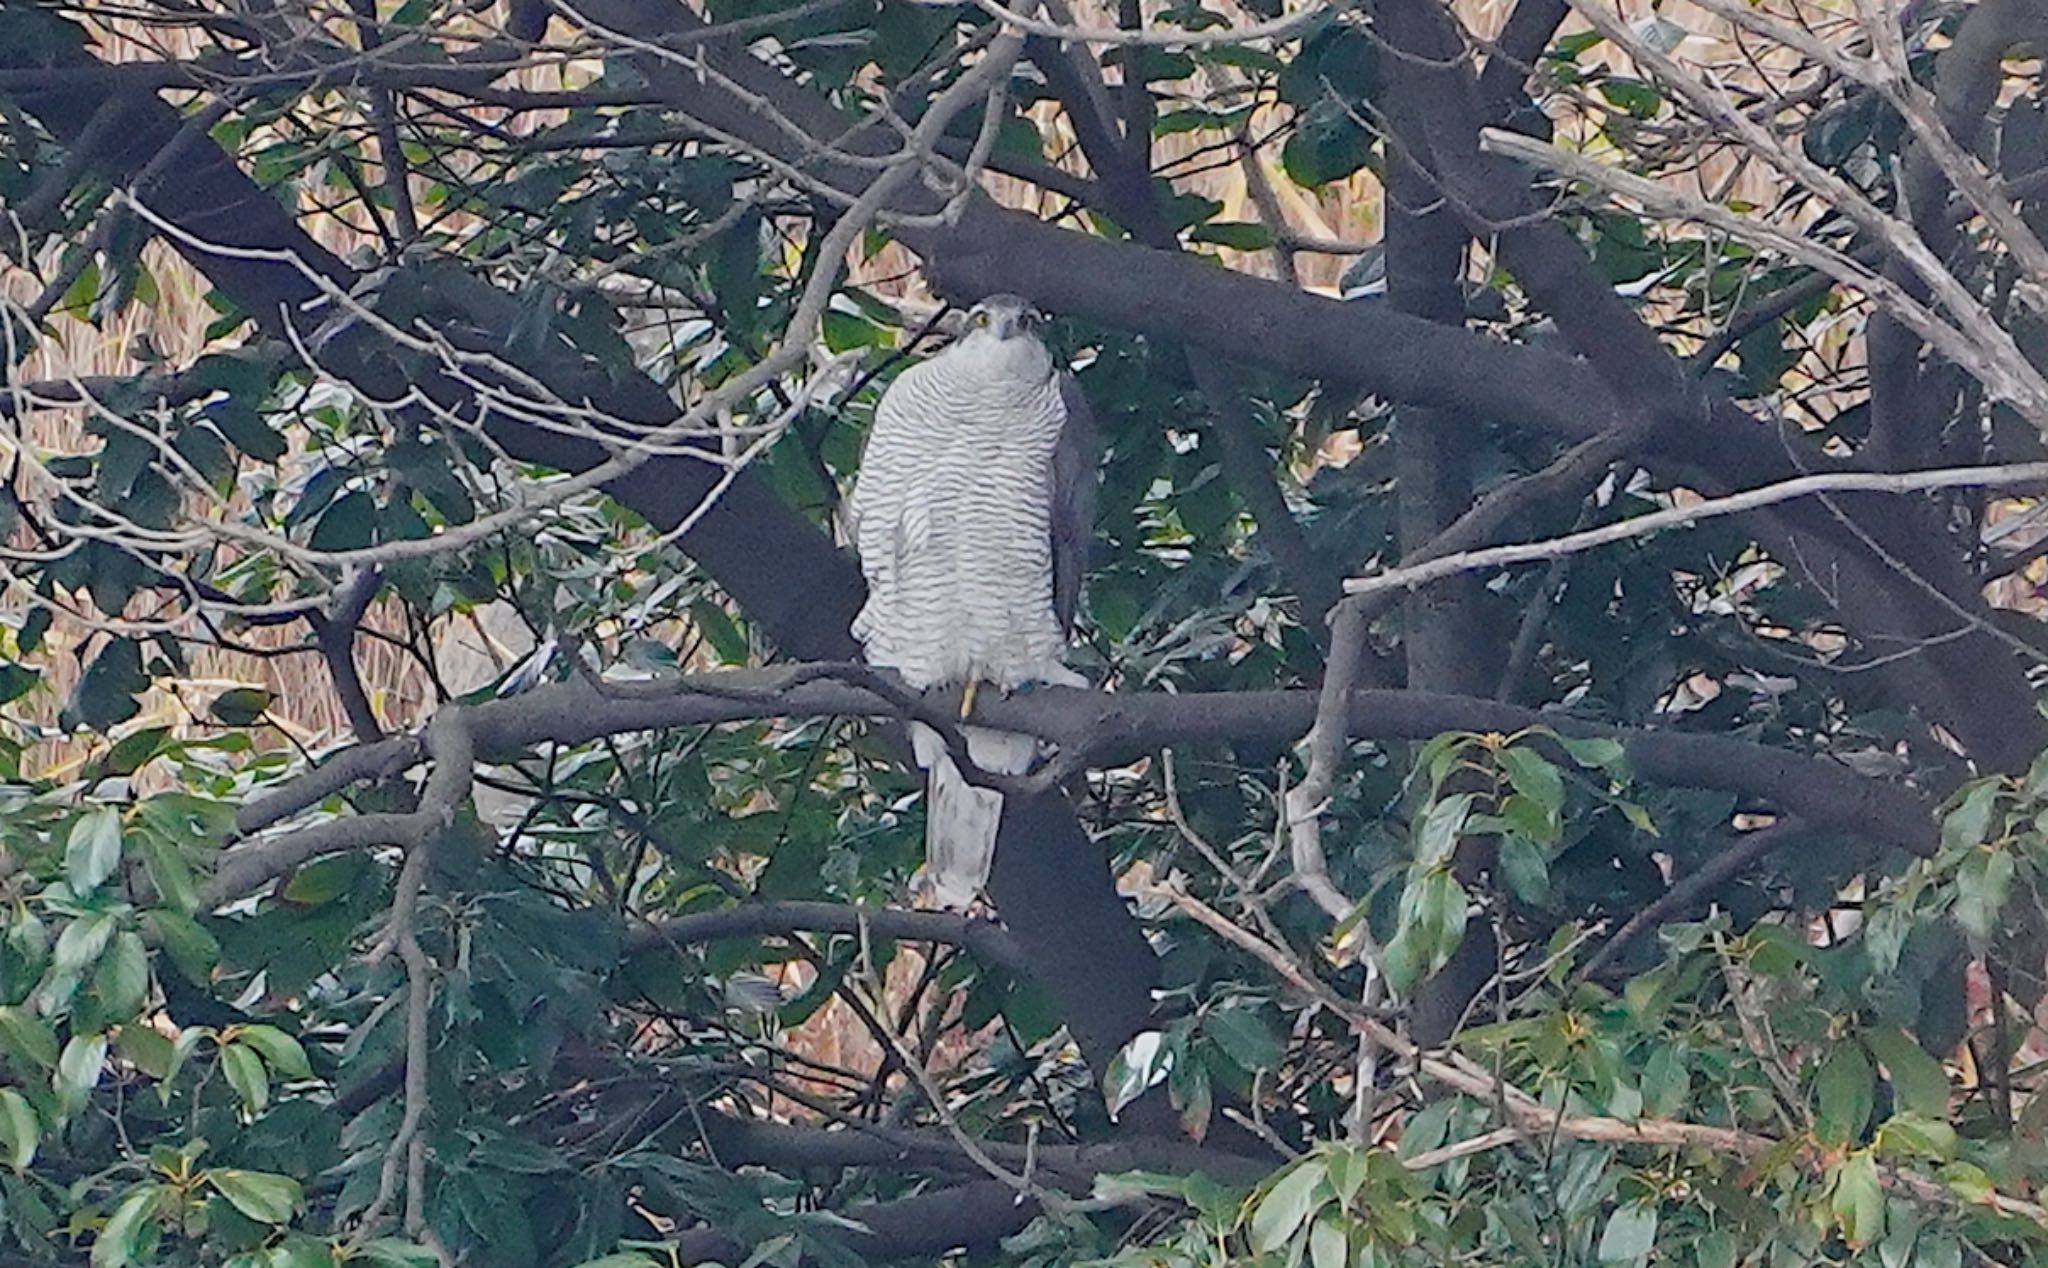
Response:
[963, 294, 1044, 342]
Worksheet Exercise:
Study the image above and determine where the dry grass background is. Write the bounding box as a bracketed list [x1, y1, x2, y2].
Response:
[3, 0, 1867, 1082]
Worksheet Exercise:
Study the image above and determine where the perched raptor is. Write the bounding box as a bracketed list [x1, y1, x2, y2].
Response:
[848, 295, 1097, 909]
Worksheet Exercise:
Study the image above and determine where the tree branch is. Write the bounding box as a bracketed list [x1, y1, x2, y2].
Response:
[625, 899, 1028, 973]
[207, 663, 1936, 913]
[1574, 817, 1812, 983]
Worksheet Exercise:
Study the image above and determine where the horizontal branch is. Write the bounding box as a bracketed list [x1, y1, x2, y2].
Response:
[626, 899, 1028, 972]
[210, 664, 1936, 908]
[670, 1179, 1032, 1263]
[701, 1111, 1271, 1187]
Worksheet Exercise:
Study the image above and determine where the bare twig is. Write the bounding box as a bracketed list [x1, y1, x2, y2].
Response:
[345, 710, 475, 1249]
[1343, 459, 2048, 601]
[1282, 602, 1370, 925]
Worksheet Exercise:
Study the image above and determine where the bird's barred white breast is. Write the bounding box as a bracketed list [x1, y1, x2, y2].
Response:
[850, 340, 1072, 691]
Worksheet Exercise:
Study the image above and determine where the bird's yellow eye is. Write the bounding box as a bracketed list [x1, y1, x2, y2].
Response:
[971, 311, 990, 328]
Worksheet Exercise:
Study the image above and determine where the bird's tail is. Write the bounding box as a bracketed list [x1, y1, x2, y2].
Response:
[910, 721, 1038, 910]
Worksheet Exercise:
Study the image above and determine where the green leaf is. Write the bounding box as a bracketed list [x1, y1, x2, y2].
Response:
[143, 910, 219, 985]
[1597, 1202, 1657, 1265]
[56, 1031, 109, 1115]
[1415, 732, 1476, 791]
[164, 1027, 209, 1091]
[687, 600, 749, 665]
[472, 1131, 567, 1175]
[115, 1024, 174, 1082]
[1556, 733, 1629, 777]
[67, 806, 124, 896]
[1309, 1213, 1347, 1268]
[0, 1005, 59, 1070]
[1170, 1053, 1212, 1141]
[67, 638, 149, 732]
[1499, 794, 1558, 847]
[87, 931, 149, 1024]
[1861, 1027, 1949, 1118]
[1616, 799, 1658, 835]
[1251, 1159, 1327, 1252]
[1598, 76, 1664, 118]
[137, 828, 199, 913]
[1875, 1112, 1958, 1162]
[1966, 847, 2015, 944]
[208, 687, 274, 727]
[54, 911, 116, 976]
[1497, 747, 1565, 818]
[308, 490, 376, 552]
[0, 1088, 39, 1171]
[1189, 221, 1276, 251]
[98, 726, 170, 777]
[1499, 832, 1552, 905]
[232, 1025, 313, 1080]
[1384, 868, 1468, 993]
[90, 1184, 163, 1268]
[56, 256, 101, 320]
[1411, 793, 1475, 867]
[1694, 1229, 1738, 1268]
[1830, 1151, 1884, 1247]
[203, 400, 287, 462]
[0, 663, 40, 706]
[1937, 1160, 1995, 1204]
[1204, 1005, 1284, 1073]
[281, 853, 368, 905]
[1941, 781, 2000, 851]
[1102, 1030, 1170, 1120]
[1815, 1042, 1875, 1146]
[19, 607, 53, 656]
[1281, 107, 1373, 188]
[351, 1241, 443, 1268]
[221, 1042, 271, 1114]
[207, 1169, 302, 1225]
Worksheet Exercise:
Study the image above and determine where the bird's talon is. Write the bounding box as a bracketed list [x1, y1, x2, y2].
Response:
[960, 679, 980, 719]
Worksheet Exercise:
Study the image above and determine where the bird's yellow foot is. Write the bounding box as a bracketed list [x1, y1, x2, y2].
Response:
[959, 678, 980, 719]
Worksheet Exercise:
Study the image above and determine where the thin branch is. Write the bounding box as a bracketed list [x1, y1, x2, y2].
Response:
[1157, 882, 2048, 1228]
[1574, 817, 1810, 983]
[345, 711, 473, 1249]
[625, 900, 1026, 972]
[1343, 459, 2048, 602]
[1282, 602, 1370, 925]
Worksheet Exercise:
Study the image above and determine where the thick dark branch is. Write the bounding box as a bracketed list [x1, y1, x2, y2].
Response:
[699, 1112, 1271, 1187]
[209, 666, 1936, 907]
[626, 899, 1028, 973]
[306, 567, 386, 743]
[670, 1180, 1034, 1263]
[233, 736, 424, 837]
[667, 1107, 1270, 1262]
